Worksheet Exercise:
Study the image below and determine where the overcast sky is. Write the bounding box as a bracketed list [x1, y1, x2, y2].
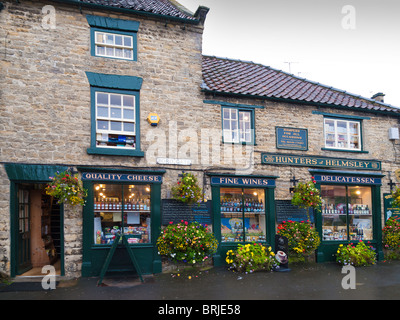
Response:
[177, 0, 400, 107]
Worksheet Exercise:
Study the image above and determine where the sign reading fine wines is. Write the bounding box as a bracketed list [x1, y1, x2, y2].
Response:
[261, 153, 381, 171]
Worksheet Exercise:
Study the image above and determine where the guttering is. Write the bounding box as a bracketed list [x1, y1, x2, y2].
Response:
[201, 88, 400, 118]
[48, 0, 202, 25]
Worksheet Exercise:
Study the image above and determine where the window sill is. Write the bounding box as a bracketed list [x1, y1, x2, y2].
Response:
[321, 148, 368, 154]
[87, 147, 144, 157]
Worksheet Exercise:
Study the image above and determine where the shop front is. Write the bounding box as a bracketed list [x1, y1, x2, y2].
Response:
[79, 167, 165, 277]
[207, 173, 278, 266]
[311, 169, 384, 262]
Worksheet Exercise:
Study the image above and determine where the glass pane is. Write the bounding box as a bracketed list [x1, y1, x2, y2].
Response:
[123, 109, 135, 120]
[115, 35, 123, 46]
[106, 47, 114, 56]
[124, 49, 132, 59]
[123, 96, 134, 107]
[96, 32, 105, 44]
[110, 107, 121, 119]
[110, 121, 122, 131]
[94, 184, 123, 244]
[321, 185, 347, 241]
[124, 36, 132, 47]
[97, 106, 108, 118]
[97, 120, 108, 130]
[110, 94, 121, 106]
[223, 108, 230, 119]
[243, 188, 266, 242]
[106, 34, 114, 44]
[115, 48, 124, 58]
[96, 92, 109, 105]
[123, 122, 135, 133]
[348, 186, 373, 241]
[223, 120, 230, 130]
[123, 185, 151, 244]
[220, 188, 244, 243]
[96, 45, 106, 56]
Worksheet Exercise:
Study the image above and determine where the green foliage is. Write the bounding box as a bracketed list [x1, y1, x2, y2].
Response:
[156, 221, 218, 265]
[171, 173, 202, 205]
[45, 170, 87, 206]
[225, 243, 278, 273]
[383, 217, 400, 259]
[277, 220, 320, 257]
[336, 241, 376, 266]
[391, 187, 400, 208]
[291, 178, 322, 210]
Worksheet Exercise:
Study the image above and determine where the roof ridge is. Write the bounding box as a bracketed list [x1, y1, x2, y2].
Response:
[202, 55, 399, 111]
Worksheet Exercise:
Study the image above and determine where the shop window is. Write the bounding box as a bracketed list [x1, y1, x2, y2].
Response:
[321, 185, 372, 241]
[222, 107, 254, 144]
[93, 184, 151, 245]
[324, 118, 361, 151]
[220, 187, 266, 242]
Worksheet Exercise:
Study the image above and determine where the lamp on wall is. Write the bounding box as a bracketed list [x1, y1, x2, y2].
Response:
[289, 175, 299, 194]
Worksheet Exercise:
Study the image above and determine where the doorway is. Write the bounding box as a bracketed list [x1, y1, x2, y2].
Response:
[14, 183, 63, 277]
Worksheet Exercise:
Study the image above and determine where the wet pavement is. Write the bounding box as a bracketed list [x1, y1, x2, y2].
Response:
[1, 261, 400, 300]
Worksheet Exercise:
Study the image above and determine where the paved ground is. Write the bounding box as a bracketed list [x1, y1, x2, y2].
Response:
[1, 261, 400, 300]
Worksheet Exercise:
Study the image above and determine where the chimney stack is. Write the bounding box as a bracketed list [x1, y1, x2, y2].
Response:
[371, 92, 385, 103]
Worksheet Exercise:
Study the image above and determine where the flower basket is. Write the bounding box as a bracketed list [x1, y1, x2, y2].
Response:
[157, 221, 218, 266]
[45, 170, 87, 206]
[277, 220, 320, 261]
[291, 177, 322, 222]
[171, 173, 202, 205]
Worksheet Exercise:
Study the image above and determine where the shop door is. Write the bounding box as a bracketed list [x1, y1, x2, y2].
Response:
[17, 187, 32, 275]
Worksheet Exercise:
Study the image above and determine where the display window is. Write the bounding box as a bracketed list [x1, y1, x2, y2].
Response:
[220, 187, 266, 243]
[321, 185, 372, 241]
[93, 183, 151, 245]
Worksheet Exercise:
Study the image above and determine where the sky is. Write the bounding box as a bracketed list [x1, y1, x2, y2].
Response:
[177, 0, 400, 107]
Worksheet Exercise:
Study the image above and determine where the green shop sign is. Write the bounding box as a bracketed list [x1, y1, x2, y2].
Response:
[261, 153, 381, 171]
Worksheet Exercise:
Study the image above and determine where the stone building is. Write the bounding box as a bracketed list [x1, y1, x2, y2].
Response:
[1, 0, 399, 278]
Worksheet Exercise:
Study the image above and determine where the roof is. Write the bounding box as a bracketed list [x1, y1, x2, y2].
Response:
[202, 55, 400, 115]
[66, 0, 198, 21]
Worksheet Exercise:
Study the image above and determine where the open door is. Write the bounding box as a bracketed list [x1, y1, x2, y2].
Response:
[16, 187, 32, 275]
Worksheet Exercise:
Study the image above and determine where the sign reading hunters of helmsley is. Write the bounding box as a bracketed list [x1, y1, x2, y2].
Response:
[261, 153, 381, 171]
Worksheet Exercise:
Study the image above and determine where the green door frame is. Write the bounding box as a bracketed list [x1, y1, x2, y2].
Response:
[5, 163, 67, 278]
[207, 173, 278, 266]
[78, 167, 165, 277]
[310, 169, 384, 262]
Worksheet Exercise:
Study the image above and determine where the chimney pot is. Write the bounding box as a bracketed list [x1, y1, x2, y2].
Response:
[371, 92, 385, 103]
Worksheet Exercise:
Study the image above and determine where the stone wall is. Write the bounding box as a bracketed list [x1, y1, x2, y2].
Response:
[1, 0, 400, 277]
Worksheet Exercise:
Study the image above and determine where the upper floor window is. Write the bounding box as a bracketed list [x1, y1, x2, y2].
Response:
[87, 15, 139, 61]
[222, 107, 254, 144]
[94, 31, 134, 60]
[324, 118, 361, 151]
[86, 72, 144, 157]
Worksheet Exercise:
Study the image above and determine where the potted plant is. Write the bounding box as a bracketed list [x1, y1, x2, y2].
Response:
[336, 241, 376, 266]
[277, 220, 321, 263]
[291, 177, 322, 222]
[171, 172, 202, 205]
[45, 170, 87, 206]
[156, 221, 218, 269]
[225, 243, 278, 273]
[383, 217, 400, 260]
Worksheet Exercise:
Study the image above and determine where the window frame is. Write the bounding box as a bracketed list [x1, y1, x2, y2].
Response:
[323, 117, 363, 152]
[93, 29, 135, 61]
[87, 15, 139, 62]
[89, 87, 143, 156]
[221, 107, 255, 145]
